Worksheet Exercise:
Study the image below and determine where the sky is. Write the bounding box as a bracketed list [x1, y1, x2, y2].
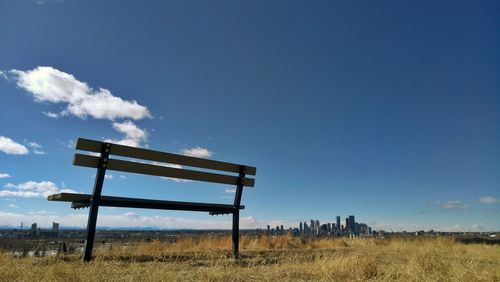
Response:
[0, 0, 499, 232]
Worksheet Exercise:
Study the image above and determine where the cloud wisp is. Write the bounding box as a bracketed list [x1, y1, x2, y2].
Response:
[43, 111, 60, 119]
[0, 173, 11, 179]
[181, 147, 213, 158]
[25, 141, 46, 155]
[435, 200, 468, 211]
[478, 196, 500, 205]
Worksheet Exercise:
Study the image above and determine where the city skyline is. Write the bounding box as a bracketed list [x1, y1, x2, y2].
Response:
[1, 1, 499, 232]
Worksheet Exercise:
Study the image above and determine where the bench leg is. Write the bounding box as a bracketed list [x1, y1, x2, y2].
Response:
[232, 209, 239, 258]
[231, 168, 245, 259]
[83, 202, 100, 262]
[83, 143, 110, 262]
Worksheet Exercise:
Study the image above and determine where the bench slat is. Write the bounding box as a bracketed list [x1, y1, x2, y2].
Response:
[72, 153, 100, 168]
[48, 193, 91, 201]
[48, 193, 244, 213]
[76, 138, 256, 175]
[73, 154, 255, 187]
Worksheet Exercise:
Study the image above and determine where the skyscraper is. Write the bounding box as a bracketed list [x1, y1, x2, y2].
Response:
[299, 222, 303, 234]
[348, 215, 355, 234]
[304, 222, 310, 234]
[336, 216, 341, 232]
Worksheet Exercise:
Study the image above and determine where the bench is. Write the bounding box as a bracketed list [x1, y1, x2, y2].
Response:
[47, 138, 256, 261]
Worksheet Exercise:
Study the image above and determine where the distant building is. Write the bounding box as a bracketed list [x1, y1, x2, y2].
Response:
[359, 223, 368, 235]
[348, 215, 355, 234]
[319, 224, 328, 235]
[303, 222, 310, 234]
[52, 222, 59, 232]
[283, 216, 372, 238]
[30, 223, 39, 238]
[354, 222, 360, 236]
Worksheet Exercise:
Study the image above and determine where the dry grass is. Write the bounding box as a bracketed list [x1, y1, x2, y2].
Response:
[0, 236, 499, 281]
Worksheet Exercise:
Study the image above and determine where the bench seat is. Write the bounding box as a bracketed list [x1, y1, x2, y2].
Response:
[48, 193, 244, 214]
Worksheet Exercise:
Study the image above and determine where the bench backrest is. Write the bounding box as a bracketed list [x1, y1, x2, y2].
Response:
[64, 138, 256, 261]
[73, 138, 256, 188]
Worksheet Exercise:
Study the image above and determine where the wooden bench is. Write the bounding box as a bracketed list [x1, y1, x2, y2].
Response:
[47, 138, 256, 261]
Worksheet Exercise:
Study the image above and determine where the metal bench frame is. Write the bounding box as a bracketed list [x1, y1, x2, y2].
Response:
[48, 138, 256, 261]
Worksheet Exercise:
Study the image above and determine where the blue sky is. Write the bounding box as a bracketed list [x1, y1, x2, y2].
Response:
[0, 0, 499, 231]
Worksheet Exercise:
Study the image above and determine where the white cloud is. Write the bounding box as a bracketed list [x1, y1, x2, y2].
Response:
[0, 136, 29, 155]
[8, 204, 19, 208]
[436, 200, 468, 210]
[154, 162, 191, 183]
[91, 174, 114, 179]
[29, 210, 55, 215]
[165, 177, 191, 183]
[112, 120, 147, 141]
[124, 212, 140, 219]
[105, 120, 148, 148]
[25, 141, 46, 155]
[59, 139, 75, 149]
[225, 188, 236, 193]
[43, 111, 60, 119]
[181, 146, 213, 158]
[105, 138, 140, 147]
[33, 0, 64, 5]
[8, 66, 151, 121]
[0, 181, 77, 198]
[113, 160, 185, 183]
[479, 196, 500, 204]
[0, 173, 11, 179]
[67, 140, 76, 148]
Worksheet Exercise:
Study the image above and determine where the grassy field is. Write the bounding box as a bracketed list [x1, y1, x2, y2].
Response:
[0, 235, 499, 281]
